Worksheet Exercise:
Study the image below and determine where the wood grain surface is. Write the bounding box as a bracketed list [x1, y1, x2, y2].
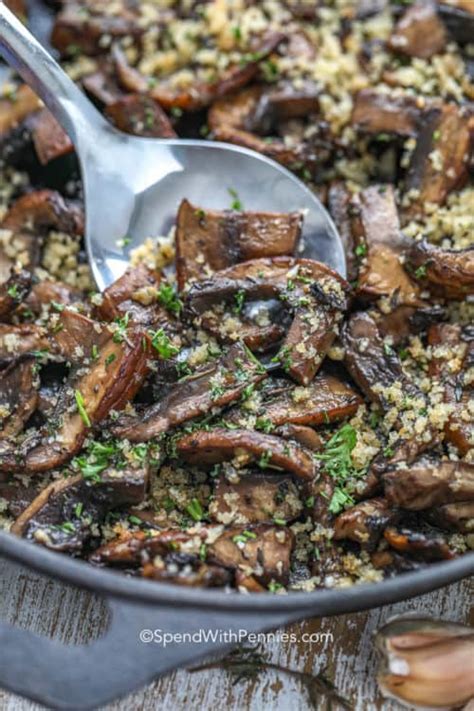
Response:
[0, 557, 472, 710]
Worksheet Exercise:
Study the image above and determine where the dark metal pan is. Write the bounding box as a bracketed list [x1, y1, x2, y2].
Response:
[0, 3, 472, 709]
[1, 532, 473, 709]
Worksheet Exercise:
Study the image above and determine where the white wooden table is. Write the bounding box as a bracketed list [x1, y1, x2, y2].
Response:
[0, 557, 471, 710]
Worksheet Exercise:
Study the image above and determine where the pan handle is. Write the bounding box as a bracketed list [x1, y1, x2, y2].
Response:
[0, 596, 304, 710]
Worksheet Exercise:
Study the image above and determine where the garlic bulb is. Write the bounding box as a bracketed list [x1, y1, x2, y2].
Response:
[375, 616, 474, 709]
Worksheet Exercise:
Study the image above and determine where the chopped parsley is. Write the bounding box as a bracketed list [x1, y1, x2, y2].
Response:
[75, 389, 91, 427]
[149, 328, 179, 359]
[315, 424, 360, 515]
[228, 187, 243, 211]
[233, 289, 245, 314]
[7, 284, 19, 298]
[186, 498, 204, 522]
[113, 312, 130, 343]
[414, 265, 427, 279]
[156, 282, 182, 315]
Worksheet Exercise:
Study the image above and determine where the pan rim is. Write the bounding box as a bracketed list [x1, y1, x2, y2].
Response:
[1, 531, 473, 613]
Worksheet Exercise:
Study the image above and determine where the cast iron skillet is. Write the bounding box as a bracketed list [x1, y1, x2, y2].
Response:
[0, 4, 473, 709]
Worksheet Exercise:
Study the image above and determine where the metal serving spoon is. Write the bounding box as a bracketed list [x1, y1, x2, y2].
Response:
[0, 4, 345, 290]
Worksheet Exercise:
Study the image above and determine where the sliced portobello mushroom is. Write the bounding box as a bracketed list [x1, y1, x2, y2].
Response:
[328, 182, 358, 282]
[257, 372, 362, 427]
[175, 199, 302, 290]
[383, 459, 474, 510]
[24, 280, 84, 316]
[383, 526, 454, 561]
[95, 263, 165, 326]
[0, 323, 49, 365]
[1, 328, 150, 473]
[0, 268, 32, 320]
[333, 497, 399, 548]
[208, 85, 332, 172]
[104, 95, 176, 138]
[175, 428, 317, 481]
[11, 465, 149, 553]
[428, 501, 474, 533]
[244, 79, 320, 134]
[389, 0, 447, 58]
[111, 342, 267, 442]
[274, 423, 324, 451]
[209, 472, 303, 525]
[342, 311, 434, 466]
[207, 523, 294, 585]
[153, 32, 284, 111]
[404, 103, 472, 215]
[350, 184, 424, 306]
[0, 84, 41, 137]
[351, 89, 423, 137]
[437, 0, 474, 44]
[0, 357, 38, 438]
[32, 109, 74, 166]
[186, 257, 350, 385]
[409, 240, 474, 298]
[52, 1, 144, 57]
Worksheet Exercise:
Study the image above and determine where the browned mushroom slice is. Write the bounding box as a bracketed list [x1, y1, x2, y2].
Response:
[333, 498, 398, 547]
[409, 240, 474, 298]
[148, 33, 284, 111]
[186, 257, 349, 385]
[82, 65, 125, 107]
[383, 459, 474, 510]
[209, 472, 302, 524]
[95, 264, 163, 325]
[175, 199, 302, 290]
[90, 528, 197, 567]
[208, 524, 294, 585]
[104, 95, 176, 138]
[262, 373, 362, 427]
[0, 84, 41, 136]
[2, 189, 84, 236]
[142, 560, 232, 588]
[0, 323, 49, 364]
[51, 1, 144, 56]
[343, 311, 423, 410]
[2, 329, 150, 473]
[343, 311, 434, 466]
[437, 1, 474, 44]
[1, 312, 107, 365]
[328, 182, 358, 282]
[209, 86, 325, 171]
[49, 309, 110, 362]
[274, 424, 324, 451]
[0, 269, 31, 320]
[428, 323, 473, 455]
[389, 0, 446, 58]
[383, 526, 454, 561]
[428, 502, 474, 533]
[24, 280, 84, 316]
[111, 342, 266, 442]
[32, 109, 73, 165]
[0, 358, 38, 438]
[351, 89, 423, 137]
[176, 428, 317, 481]
[404, 103, 471, 214]
[350, 184, 423, 306]
[245, 80, 320, 134]
[0, 483, 39, 518]
[11, 466, 149, 552]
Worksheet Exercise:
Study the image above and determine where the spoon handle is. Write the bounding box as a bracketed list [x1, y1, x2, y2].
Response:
[0, 3, 109, 148]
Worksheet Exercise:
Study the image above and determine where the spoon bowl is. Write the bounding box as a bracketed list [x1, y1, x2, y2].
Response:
[0, 5, 345, 290]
